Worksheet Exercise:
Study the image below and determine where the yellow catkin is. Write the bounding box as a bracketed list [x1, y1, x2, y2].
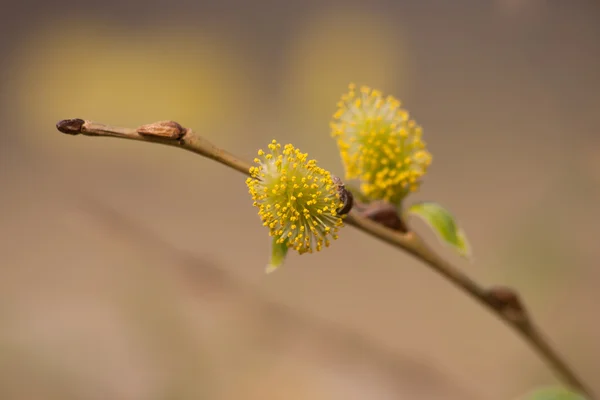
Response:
[331, 84, 432, 204]
[246, 140, 345, 255]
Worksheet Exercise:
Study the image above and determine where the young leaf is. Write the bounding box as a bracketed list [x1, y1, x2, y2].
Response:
[265, 237, 289, 274]
[406, 201, 471, 259]
[516, 386, 587, 400]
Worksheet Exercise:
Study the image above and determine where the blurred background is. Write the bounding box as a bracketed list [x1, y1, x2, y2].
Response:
[1, 0, 599, 399]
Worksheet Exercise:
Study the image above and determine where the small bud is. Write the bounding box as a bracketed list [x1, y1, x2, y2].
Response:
[355, 200, 408, 233]
[486, 285, 529, 325]
[137, 120, 186, 139]
[56, 118, 85, 135]
[332, 175, 354, 215]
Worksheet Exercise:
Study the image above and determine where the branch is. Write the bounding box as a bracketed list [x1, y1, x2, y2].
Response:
[56, 118, 595, 399]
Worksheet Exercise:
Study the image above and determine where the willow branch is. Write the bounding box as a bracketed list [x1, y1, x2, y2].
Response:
[56, 118, 594, 398]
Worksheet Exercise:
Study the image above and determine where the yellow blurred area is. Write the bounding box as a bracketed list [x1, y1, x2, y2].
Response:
[281, 8, 409, 133]
[7, 10, 411, 165]
[9, 16, 258, 158]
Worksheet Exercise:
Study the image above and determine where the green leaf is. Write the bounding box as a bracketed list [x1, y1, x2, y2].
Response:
[516, 386, 587, 400]
[265, 237, 289, 274]
[406, 201, 471, 259]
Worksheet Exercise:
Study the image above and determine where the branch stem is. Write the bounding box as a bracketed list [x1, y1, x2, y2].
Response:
[56, 118, 594, 398]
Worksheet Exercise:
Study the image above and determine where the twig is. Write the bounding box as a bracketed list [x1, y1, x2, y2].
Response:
[56, 118, 595, 398]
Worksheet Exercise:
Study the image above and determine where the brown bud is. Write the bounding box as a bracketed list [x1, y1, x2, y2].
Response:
[136, 120, 186, 140]
[356, 200, 408, 233]
[56, 118, 85, 135]
[486, 285, 529, 325]
[332, 176, 354, 215]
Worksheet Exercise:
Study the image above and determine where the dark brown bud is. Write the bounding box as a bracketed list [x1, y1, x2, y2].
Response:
[56, 118, 85, 135]
[332, 175, 354, 215]
[356, 200, 408, 233]
[485, 285, 529, 325]
[136, 120, 186, 140]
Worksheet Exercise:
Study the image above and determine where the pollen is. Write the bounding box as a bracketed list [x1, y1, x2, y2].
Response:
[330, 83, 433, 204]
[246, 140, 345, 255]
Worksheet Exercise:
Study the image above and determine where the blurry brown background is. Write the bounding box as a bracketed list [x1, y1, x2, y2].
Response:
[1, 0, 599, 399]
